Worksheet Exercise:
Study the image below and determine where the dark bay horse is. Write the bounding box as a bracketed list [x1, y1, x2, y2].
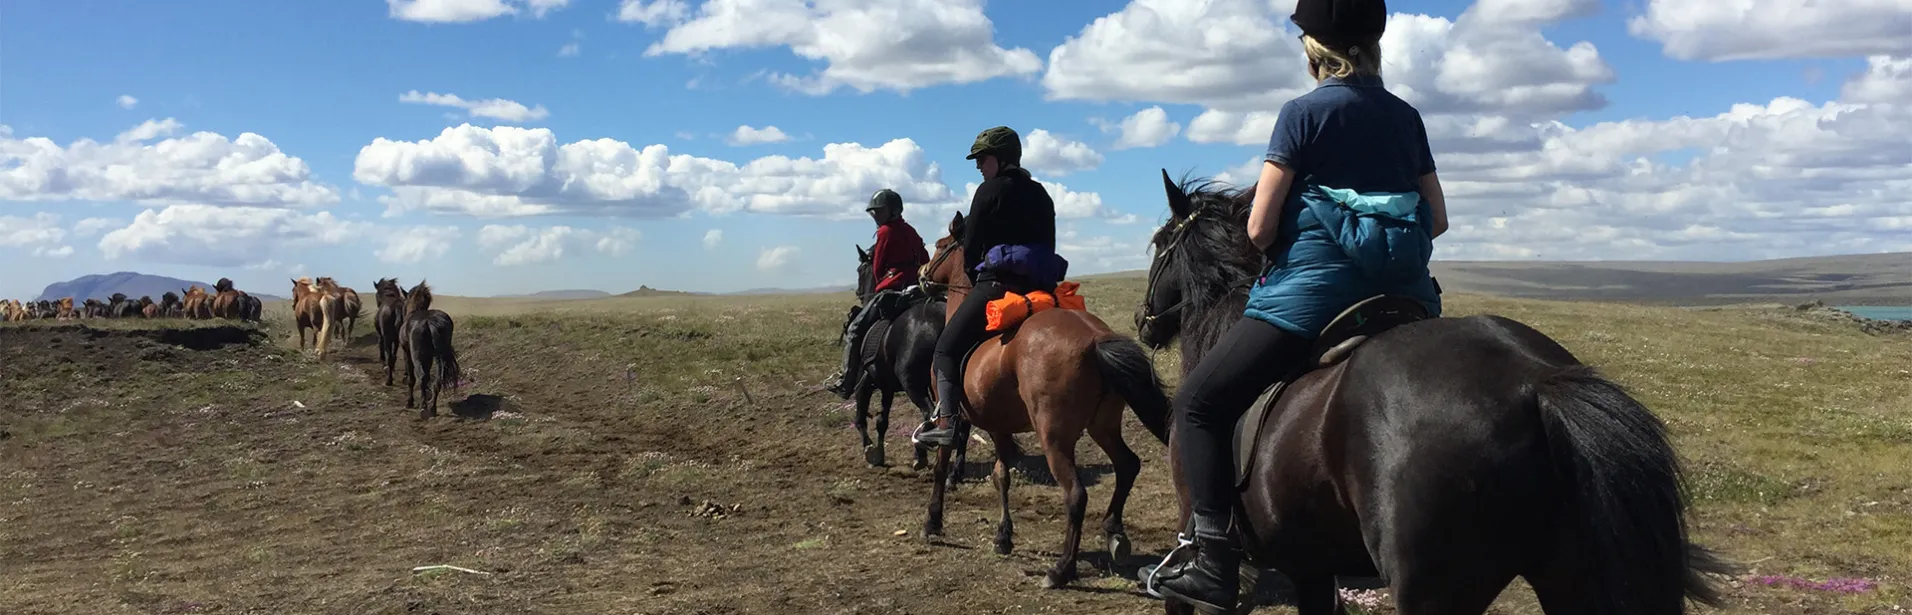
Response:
[400, 280, 461, 419]
[373, 278, 406, 387]
[842, 247, 942, 472]
[1136, 175, 1734, 614]
[919, 212, 1172, 589]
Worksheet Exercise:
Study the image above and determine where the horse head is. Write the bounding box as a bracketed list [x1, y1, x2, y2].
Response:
[1136, 169, 1262, 355]
[214, 277, 235, 293]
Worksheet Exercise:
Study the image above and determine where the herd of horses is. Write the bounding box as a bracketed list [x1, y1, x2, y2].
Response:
[833, 171, 1738, 615]
[288, 276, 462, 419]
[0, 278, 264, 323]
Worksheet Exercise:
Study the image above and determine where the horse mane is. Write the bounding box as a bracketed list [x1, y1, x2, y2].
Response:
[215, 277, 234, 293]
[162, 291, 179, 305]
[1157, 174, 1266, 365]
[405, 280, 434, 313]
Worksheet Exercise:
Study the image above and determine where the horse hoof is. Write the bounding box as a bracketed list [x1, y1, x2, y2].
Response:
[863, 445, 885, 467]
[1108, 533, 1132, 561]
[1041, 568, 1074, 590]
[994, 539, 1013, 556]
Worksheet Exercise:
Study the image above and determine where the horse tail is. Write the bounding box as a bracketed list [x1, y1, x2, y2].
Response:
[1535, 365, 1736, 613]
[434, 312, 461, 392]
[1091, 337, 1170, 444]
[317, 295, 338, 357]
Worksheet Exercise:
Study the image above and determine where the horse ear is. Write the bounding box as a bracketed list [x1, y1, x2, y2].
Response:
[1162, 169, 1192, 219]
[856, 244, 868, 260]
[950, 212, 965, 237]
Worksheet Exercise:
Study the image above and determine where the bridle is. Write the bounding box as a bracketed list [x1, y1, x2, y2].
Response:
[1138, 211, 1200, 328]
[917, 239, 969, 296]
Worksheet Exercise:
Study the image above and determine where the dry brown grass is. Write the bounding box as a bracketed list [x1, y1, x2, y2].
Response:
[2, 280, 1908, 614]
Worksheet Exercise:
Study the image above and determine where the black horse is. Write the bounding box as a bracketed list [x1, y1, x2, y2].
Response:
[373, 278, 406, 387]
[843, 247, 995, 482]
[400, 280, 461, 419]
[1135, 174, 1735, 615]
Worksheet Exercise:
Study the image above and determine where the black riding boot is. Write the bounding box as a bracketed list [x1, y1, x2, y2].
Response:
[1148, 513, 1240, 614]
[824, 328, 862, 399]
[912, 371, 966, 447]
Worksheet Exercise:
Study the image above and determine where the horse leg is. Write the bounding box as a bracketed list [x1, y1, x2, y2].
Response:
[1039, 429, 1089, 589]
[853, 383, 878, 466]
[1087, 414, 1140, 563]
[989, 432, 1015, 556]
[1288, 574, 1337, 615]
[873, 390, 895, 468]
[924, 444, 951, 539]
[417, 349, 436, 419]
[902, 374, 933, 471]
[403, 342, 418, 409]
[948, 416, 971, 492]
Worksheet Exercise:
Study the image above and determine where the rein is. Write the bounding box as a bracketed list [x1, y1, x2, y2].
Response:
[1139, 209, 1258, 328]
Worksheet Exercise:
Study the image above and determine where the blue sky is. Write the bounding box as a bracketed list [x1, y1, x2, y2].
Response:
[3, 0, 1909, 299]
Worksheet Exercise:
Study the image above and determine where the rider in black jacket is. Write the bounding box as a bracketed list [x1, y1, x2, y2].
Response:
[912, 126, 1059, 448]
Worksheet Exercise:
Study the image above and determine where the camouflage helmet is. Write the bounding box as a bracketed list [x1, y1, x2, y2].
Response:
[867, 188, 903, 212]
[965, 125, 1022, 165]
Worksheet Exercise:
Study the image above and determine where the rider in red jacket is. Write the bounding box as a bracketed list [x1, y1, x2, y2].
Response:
[824, 189, 929, 398]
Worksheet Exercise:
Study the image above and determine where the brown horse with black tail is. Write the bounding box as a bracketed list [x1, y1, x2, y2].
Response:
[1135, 174, 1736, 615]
[399, 280, 461, 419]
[372, 278, 406, 386]
[918, 212, 1172, 589]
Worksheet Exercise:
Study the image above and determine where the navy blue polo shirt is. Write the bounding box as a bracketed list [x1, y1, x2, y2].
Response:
[1264, 74, 1435, 195]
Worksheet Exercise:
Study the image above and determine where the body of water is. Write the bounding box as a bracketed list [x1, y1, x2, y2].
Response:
[1837, 306, 1912, 321]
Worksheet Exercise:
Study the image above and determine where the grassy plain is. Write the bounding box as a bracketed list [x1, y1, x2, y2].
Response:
[2, 276, 1909, 614]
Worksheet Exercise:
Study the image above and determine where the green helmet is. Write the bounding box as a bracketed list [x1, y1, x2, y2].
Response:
[965, 125, 1022, 166]
[867, 188, 903, 212]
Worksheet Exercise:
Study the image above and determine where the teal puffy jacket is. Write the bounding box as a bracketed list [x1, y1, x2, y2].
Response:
[1244, 184, 1441, 339]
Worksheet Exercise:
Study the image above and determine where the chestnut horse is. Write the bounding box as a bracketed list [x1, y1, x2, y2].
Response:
[290, 277, 327, 354]
[211, 278, 249, 320]
[1135, 175, 1734, 615]
[917, 212, 1171, 589]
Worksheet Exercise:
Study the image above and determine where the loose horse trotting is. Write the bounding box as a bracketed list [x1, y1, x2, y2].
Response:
[1135, 176, 1734, 615]
[917, 212, 1172, 589]
[373, 277, 406, 386]
[399, 280, 461, 418]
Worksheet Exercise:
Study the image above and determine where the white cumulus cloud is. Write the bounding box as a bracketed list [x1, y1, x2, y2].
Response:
[355, 124, 968, 219]
[98, 205, 363, 267]
[476, 224, 640, 266]
[728, 125, 791, 145]
[1626, 0, 1912, 61]
[387, 0, 570, 23]
[629, 0, 1042, 94]
[1111, 106, 1182, 149]
[399, 90, 551, 123]
[0, 119, 338, 207]
[116, 95, 138, 109]
[1021, 129, 1103, 176]
[0, 212, 71, 258]
[375, 226, 463, 264]
[703, 229, 724, 250]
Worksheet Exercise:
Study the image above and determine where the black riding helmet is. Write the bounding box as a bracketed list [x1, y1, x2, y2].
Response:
[867, 188, 903, 213]
[1291, 0, 1388, 51]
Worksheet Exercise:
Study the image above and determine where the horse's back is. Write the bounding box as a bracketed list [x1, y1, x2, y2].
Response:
[1251, 314, 1580, 575]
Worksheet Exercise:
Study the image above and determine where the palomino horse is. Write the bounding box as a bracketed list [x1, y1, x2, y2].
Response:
[399, 280, 461, 419]
[1135, 175, 1733, 615]
[918, 212, 1172, 589]
[373, 278, 406, 386]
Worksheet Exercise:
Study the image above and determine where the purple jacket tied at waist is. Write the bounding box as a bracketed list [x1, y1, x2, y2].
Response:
[977, 244, 1069, 290]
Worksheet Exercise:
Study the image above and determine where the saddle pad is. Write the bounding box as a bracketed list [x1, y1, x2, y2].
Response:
[859, 319, 893, 366]
[1235, 380, 1286, 489]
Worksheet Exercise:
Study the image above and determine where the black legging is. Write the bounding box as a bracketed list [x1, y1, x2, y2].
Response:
[1175, 315, 1313, 519]
[932, 280, 1008, 396]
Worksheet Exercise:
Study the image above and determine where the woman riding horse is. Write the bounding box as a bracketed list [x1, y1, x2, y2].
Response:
[1146, 0, 1452, 611]
[825, 188, 931, 399]
[912, 125, 1061, 448]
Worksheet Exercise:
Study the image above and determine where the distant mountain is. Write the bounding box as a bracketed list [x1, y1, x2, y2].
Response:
[34, 272, 284, 302]
[495, 289, 613, 300]
[617, 285, 704, 298]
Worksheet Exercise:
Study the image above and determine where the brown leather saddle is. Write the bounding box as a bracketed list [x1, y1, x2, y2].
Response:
[1233, 294, 1433, 488]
